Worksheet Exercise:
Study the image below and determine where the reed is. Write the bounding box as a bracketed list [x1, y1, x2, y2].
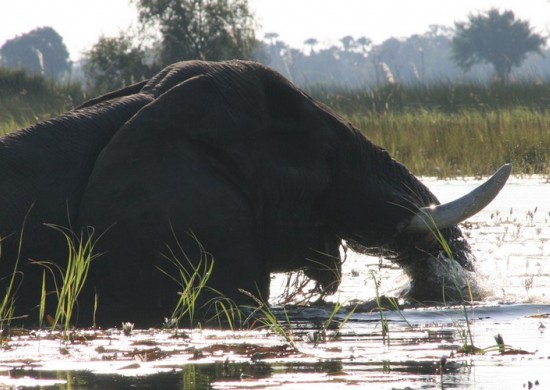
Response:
[240, 289, 297, 349]
[310, 81, 550, 177]
[0, 214, 31, 330]
[2, 78, 549, 177]
[0, 245, 21, 330]
[0, 68, 83, 130]
[370, 271, 390, 346]
[421, 217, 479, 353]
[34, 226, 98, 335]
[158, 233, 216, 329]
[348, 108, 550, 177]
[310, 81, 550, 115]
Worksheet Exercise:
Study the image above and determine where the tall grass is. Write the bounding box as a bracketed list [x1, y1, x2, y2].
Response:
[0, 211, 33, 330]
[158, 233, 218, 329]
[0, 67, 84, 134]
[311, 81, 550, 177]
[34, 226, 98, 335]
[0, 233, 24, 330]
[2, 75, 549, 177]
[311, 81, 550, 115]
[349, 108, 550, 177]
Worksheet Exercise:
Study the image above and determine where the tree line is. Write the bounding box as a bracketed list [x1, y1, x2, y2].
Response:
[0, 1, 547, 96]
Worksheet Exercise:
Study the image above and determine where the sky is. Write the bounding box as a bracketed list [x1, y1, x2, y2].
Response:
[0, 0, 549, 61]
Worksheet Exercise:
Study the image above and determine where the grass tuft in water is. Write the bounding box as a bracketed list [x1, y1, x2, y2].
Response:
[158, 232, 216, 329]
[240, 289, 298, 350]
[370, 271, 391, 346]
[308, 301, 357, 346]
[34, 226, 99, 336]
[207, 296, 244, 331]
[122, 322, 134, 336]
[0, 211, 32, 330]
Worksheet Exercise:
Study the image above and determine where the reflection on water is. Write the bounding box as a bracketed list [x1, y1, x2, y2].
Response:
[1, 307, 548, 389]
[1, 178, 549, 389]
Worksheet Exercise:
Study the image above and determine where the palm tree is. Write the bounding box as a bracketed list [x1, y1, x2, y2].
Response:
[339, 35, 355, 52]
[304, 38, 318, 55]
[355, 36, 372, 56]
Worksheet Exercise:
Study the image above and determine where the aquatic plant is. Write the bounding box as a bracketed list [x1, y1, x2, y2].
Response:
[349, 108, 549, 177]
[92, 293, 99, 329]
[0, 214, 31, 330]
[122, 322, 134, 336]
[35, 225, 99, 335]
[370, 271, 390, 345]
[427, 225, 479, 353]
[38, 270, 47, 328]
[457, 333, 532, 355]
[158, 232, 216, 329]
[240, 289, 297, 350]
[0, 246, 21, 331]
[207, 296, 244, 331]
[308, 301, 357, 346]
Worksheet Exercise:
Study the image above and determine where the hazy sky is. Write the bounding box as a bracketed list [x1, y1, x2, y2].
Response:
[1, 0, 549, 61]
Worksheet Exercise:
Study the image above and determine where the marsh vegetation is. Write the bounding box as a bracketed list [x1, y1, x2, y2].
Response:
[2, 78, 549, 177]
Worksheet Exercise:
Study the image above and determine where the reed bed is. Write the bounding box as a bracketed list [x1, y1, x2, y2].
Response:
[0, 68, 83, 134]
[1, 74, 549, 178]
[309, 82, 550, 177]
[348, 108, 550, 177]
[311, 82, 550, 114]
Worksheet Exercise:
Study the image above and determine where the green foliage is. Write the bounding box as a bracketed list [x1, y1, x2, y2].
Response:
[241, 288, 355, 349]
[0, 67, 84, 130]
[158, 233, 216, 328]
[0, 27, 71, 81]
[370, 271, 390, 345]
[310, 82, 550, 177]
[0, 224, 26, 330]
[310, 81, 550, 114]
[452, 9, 546, 81]
[82, 34, 156, 95]
[207, 296, 244, 330]
[82, 0, 257, 92]
[35, 226, 99, 335]
[348, 107, 550, 177]
[240, 290, 297, 349]
[134, 0, 257, 64]
[2, 76, 549, 178]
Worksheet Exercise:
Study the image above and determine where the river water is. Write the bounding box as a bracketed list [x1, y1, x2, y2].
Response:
[1, 176, 549, 389]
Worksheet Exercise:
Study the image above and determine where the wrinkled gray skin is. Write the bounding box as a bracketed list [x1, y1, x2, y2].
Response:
[1, 61, 478, 327]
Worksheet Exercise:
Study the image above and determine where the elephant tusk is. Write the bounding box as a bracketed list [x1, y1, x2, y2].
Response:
[405, 164, 512, 234]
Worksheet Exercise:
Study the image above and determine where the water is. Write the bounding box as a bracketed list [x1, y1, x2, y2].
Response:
[1, 177, 549, 389]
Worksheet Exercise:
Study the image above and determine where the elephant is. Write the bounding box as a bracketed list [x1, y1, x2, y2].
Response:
[0, 60, 510, 327]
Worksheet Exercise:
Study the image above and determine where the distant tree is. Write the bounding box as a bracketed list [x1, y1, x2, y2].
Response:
[82, 34, 154, 94]
[0, 27, 71, 81]
[133, 0, 257, 64]
[304, 38, 318, 54]
[452, 9, 546, 81]
[427, 24, 454, 38]
[264, 32, 279, 45]
[339, 35, 355, 52]
[355, 36, 372, 56]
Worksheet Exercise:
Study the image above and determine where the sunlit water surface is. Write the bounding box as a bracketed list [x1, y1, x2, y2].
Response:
[1, 176, 549, 389]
